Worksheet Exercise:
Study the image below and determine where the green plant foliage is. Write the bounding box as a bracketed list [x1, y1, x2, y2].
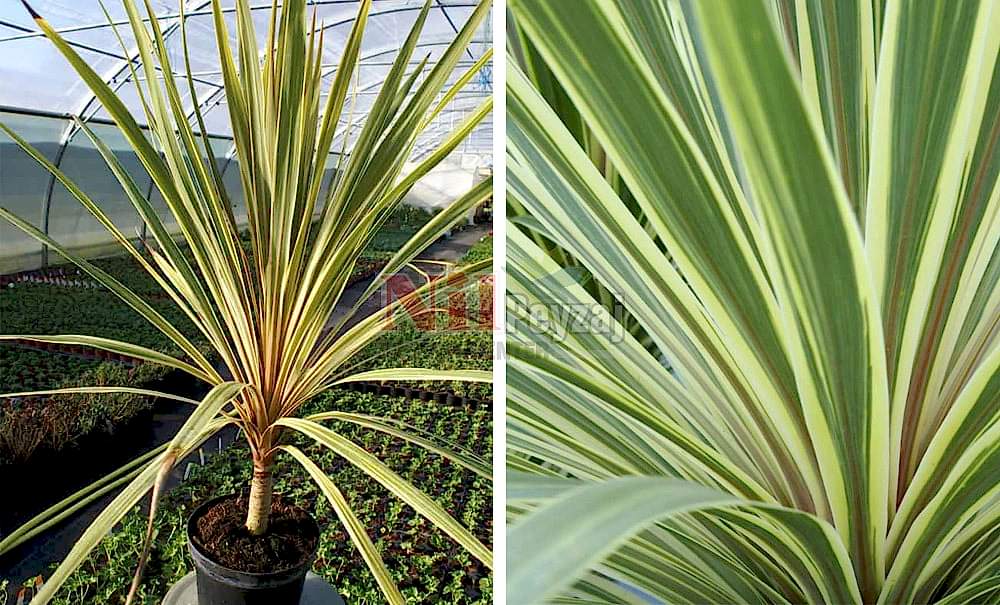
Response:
[0, 347, 101, 393]
[460, 235, 492, 266]
[0, 284, 200, 351]
[365, 205, 437, 253]
[349, 320, 493, 400]
[507, 0, 1000, 604]
[40, 392, 491, 605]
[0, 282, 196, 463]
[0, 359, 170, 464]
[86, 245, 394, 297]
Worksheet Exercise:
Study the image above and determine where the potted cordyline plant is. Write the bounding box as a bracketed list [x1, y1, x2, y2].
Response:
[506, 0, 1000, 604]
[0, 0, 492, 603]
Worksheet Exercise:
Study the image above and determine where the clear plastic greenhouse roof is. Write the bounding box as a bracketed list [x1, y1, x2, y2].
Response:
[0, 0, 491, 273]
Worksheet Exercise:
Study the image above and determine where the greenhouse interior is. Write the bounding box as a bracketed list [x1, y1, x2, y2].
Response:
[0, 0, 493, 603]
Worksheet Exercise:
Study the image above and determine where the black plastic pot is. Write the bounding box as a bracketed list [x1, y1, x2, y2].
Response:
[187, 494, 319, 605]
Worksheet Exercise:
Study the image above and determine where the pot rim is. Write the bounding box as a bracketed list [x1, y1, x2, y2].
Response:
[187, 492, 320, 578]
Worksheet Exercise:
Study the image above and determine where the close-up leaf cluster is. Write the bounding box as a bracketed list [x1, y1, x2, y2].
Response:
[507, 0, 1000, 603]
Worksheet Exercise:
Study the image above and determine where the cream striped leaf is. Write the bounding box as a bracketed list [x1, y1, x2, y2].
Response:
[691, 1, 890, 598]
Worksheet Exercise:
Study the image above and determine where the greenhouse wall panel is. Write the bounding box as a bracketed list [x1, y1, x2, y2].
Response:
[47, 124, 147, 260]
[0, 111, 63, 273]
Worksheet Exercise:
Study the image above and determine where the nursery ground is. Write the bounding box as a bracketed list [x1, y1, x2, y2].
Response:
[30, 391, 492, 605]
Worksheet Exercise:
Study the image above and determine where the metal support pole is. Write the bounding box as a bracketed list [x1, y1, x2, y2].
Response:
[39, 135, 69, 268]
[142, 174, 156, 243]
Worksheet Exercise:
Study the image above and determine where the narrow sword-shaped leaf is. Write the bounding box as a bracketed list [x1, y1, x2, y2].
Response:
[306, 412, 491, 478]
[508, 62, 817, 510]
[866, 0, 1000, 503]
[0, 444, 166, 556]
[508, 476, 862, 605]
[0, 334, 212, 383]
[276, 417, 492, 567]
[888, 345, 1000, 560]
[331, 368, 491, 385]
[0, 387, 200, 405]
[881, 418, 1000, 603]
[507, 476, 740, 605]
[26, 414, 233, 605]
[0, 207, 215, 378]
[509, 0, 823, 513]
[691, 0, 890, 597]
[792, 0, 876, 217]
[281, 446, 405, 605]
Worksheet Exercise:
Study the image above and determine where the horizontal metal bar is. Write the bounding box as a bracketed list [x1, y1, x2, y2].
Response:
[0, 2, 477, 42]
[178, 56, 485, 78]
[0, 105, 234, 141]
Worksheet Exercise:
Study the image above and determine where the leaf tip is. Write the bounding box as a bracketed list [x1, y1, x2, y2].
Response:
[20, 0, 42, 20]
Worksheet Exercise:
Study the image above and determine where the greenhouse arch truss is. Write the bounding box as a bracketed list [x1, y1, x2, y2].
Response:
[0, 0, 492, 273]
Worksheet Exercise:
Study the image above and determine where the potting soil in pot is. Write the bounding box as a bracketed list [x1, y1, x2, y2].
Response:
[192, 496, 319, 573]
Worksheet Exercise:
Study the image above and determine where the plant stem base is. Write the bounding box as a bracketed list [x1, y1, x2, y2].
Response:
[162, 571, 345, 605]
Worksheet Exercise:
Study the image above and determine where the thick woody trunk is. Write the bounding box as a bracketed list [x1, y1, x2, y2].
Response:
[245, 461, 273, 536]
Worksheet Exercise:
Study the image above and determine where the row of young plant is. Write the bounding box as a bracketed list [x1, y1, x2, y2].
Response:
[0, 281, 200, 463]
[0, 257, 488, 398]
[0, 347, 102, 394]
[365, 205, 438, 254]
[6, 246, 396, 299]
[458, 234, 492, 266]
[0, 284, 200, 365]
[347, 321, 493, 401]
[1, 207, 466, 377]
[26, 390, 491, 605]
[0, 360, 173, 465]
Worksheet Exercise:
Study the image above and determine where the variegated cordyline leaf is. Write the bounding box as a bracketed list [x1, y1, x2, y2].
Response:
[1, 0, 493, 601]
[772, 0, 877, 218]
[508, 0, 1000, 603]
[865, 0, 1000, 511]
[281, 446, 405, 605]
[275, 417, 492, 567]
[305, 411, 491, 478]
[507, 476, 860, 605]
[0, 334, 213, 383]
[26, 380, 240, 603]
[0, 445, 167, 557]
[509, 0, 827, 516]
[508, 223, 775, 493]
[692, 0, 890, 597]
[508, 59, 819, 513]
